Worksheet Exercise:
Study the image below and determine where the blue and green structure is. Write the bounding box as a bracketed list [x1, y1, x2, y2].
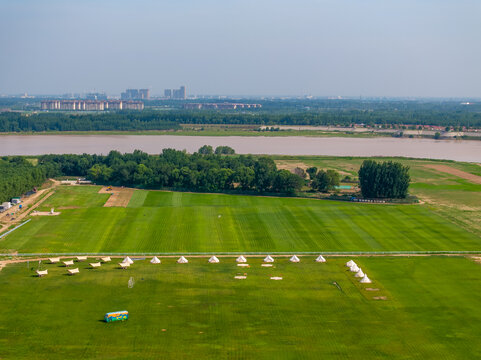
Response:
[104, 310, 128, 322]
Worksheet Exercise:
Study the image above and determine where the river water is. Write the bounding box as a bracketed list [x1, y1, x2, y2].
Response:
[1, 135, 480, 162]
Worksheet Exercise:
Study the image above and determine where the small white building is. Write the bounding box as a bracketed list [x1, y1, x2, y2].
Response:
[1, 202, 12, 210]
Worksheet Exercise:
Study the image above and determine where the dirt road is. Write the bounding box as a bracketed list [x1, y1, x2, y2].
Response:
[425, 164, 481, 185]
[98, 187, 134, 207]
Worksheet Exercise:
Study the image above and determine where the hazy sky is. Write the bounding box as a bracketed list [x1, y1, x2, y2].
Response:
[1, 0, 480, 97]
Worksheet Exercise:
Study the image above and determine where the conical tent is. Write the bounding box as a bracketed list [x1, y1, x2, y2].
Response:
[208, 256, 220, 263]
[123, 256, 134, 264]
[177, 256, 188, 264]
[350, 264, 360, 273]
[236, 255, 247, 263]
[346, 260, 356, 267]
[150, 256, 161, 264]
[289, 255, 300, 263]
[315, 255, 326, 263]
[360, 275, 372, 283]
[354, 269, 364, 278]
[264, 255, 274, 263]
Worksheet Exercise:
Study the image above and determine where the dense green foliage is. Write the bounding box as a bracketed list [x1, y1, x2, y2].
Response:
[214, 146, 235, 155]
[358, 160, 410, 198]
[0, 157, 55, 202]
[310, 169, 340, 192]
[38, 149, 303, 194]
[0, 112, 180, 132]
[2, 257, 481, 359]
[3, 187, 479, 253]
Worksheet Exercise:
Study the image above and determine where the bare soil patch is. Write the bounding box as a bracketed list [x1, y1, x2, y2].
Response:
[31, 211, 61, 216]
[99, 187, 134, 207]
[373, 296, 387, 300]
[365, 288, 380, 291]
[424, 164, 481, 185]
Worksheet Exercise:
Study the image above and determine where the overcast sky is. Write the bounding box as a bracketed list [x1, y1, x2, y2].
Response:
[0, 0, 480, 97]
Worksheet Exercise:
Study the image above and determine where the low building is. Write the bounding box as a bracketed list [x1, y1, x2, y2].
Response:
[41, 100, 143, 111]
[11, 198, 21, 204]
[1, 202, 12, 210]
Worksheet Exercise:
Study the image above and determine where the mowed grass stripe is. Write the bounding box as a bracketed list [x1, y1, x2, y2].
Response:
[1, 188, 480, 253]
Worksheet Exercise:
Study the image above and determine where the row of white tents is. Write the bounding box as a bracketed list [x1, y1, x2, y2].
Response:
[151, 255, 327, 264]
[37, 255, 328, 276]
[346, 260, 372, 283]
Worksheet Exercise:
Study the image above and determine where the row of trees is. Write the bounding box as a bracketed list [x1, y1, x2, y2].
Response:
[0, 157, 56, 203]
[1, 99, 481, 133]
[38, 148, 304, 194]
[358, 160, 410, 198]
[0, 112, 180, 132]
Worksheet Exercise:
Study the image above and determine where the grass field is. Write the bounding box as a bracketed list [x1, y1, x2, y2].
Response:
[1, 186, 480, 253]
[273, 156, 481, 235]
[1, 256, 481, 359]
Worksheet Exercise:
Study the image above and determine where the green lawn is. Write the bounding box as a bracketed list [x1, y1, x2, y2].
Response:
[1, 256, 480, 359]
[1, 187, 480, 253]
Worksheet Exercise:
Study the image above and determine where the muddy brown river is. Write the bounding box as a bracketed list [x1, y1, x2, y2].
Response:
[1, 135, 480, 162]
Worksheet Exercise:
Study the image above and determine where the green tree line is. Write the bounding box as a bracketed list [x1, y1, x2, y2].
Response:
[358, 160, 410, 198]
[37, 147, 304, 194]
[0, 157, 57, 203]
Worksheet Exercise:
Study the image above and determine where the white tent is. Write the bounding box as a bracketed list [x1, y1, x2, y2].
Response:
[315, 255, 326, 263]
[354, 269, 364, 278]
[208, 256, 220, 263]
[123, 256, 134, 264]
[36, 269, 48, 277]
[150, 256, 161, 264]
[350, 264, 360, 273]
[289, 255, 300, 263]
[264, 255, 274, 263]
[119, 262, 130, 269]
[76, 256, 87, 261]
[101, 256, 111, 262]
[90, 262, 101, 268]
[63, 260, 74, 267]
[49, 257, 60, 264]
[177, 256, 188, 264]
[346, 260, 356, 267]
[236, 255, 247, 263]
[360, 275, 372, 283]
[67, 268, 79, 275]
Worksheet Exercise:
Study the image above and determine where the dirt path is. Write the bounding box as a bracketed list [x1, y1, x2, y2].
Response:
[99, 187, 134, 207]
[425, 164, 481, 185]
[0, 188, 57, 234]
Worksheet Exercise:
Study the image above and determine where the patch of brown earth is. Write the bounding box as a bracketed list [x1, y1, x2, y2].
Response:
[365, 288, 380, 291]
[373, 296, 387, 300]
[31, 211, 61, 216]
[99, 187, 134, 207]
[424, 164, 481, 185]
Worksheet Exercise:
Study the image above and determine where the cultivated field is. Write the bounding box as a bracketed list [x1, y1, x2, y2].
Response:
[1, 256, 481, 359]
[0, 186, 480, 254]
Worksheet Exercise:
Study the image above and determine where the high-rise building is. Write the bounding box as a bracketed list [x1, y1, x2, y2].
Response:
[121, 89, 150, 100]
[164, 86, 187, 99]
[170, 86, 186, 100]
[139, 89, 150, 100]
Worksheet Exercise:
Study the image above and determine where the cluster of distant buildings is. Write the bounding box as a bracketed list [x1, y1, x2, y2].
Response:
[121, 89, 150, 100]
[164, 86, 186, 100]
[41, 100, 144, 111]
[183, 103, 262, 110]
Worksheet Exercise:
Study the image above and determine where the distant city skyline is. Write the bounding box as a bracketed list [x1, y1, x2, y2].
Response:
[1, 0, 480, 97]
